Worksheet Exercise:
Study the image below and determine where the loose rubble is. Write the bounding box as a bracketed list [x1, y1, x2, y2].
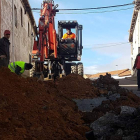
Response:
[82, 74, 140, 124]
[92, 73, 120, 96]
[86, 107, 140, 140]
[83, 73, 140, 140]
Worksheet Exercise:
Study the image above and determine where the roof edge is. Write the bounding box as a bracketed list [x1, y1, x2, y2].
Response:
[129, 10, 138, 42]
[21, 0, 37, 34]
[129, 1, 140, 42]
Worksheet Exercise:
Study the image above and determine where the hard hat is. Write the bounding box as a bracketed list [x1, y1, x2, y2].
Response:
[4, 30, 10, 35]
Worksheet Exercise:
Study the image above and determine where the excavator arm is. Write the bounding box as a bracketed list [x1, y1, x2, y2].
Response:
[31, 0, 83, 80]
[33, 0, 58, 61]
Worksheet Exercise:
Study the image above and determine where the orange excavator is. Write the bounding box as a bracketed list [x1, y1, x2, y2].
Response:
[31, 0, 83, 80]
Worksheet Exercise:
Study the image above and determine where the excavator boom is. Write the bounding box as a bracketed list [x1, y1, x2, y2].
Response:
[31, 0, 83, 80]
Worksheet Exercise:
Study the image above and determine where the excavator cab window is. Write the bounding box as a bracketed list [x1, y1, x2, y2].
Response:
[61, 28, 76, 43]
[62, 28, 76, 39]
[58, 20, 83, 61]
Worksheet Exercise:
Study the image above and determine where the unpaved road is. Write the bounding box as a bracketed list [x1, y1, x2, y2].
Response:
[117, 76, 140, 97]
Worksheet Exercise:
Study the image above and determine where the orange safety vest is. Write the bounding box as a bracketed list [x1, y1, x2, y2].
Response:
[62, 33, 76, 39]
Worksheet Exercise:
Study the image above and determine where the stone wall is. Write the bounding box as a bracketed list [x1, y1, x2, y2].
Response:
[0, 0, 36, 76]
[1, 0, 35, 62]
[1, 0, 13, 61]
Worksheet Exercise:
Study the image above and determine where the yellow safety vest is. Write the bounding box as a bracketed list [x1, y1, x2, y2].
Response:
[62, 33, 76, 39]
[8, 61, 25, 74]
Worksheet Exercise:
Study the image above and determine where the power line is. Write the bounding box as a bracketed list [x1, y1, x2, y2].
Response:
[57, 7, 134, 14]
[31, 2, 134, 11]
[83, 42, 129, 46]
[58, 3, 134, 11]
[32, 7, 134, 14]
[84, 42, 130, 49]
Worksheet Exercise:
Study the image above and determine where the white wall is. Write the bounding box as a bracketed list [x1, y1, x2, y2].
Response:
[131, 10, 140, 75]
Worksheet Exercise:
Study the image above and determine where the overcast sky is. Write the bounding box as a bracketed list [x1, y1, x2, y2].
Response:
[29, 0, 134, 74]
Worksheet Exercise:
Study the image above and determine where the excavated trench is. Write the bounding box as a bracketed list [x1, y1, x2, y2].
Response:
[0, 67, 140, 140]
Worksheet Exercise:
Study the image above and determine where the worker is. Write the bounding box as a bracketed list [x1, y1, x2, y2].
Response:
[61, 28, 76, 40]
[8, 61, 33, 75]
[133, 53, 140, 91]
[0, 30, 10, 68]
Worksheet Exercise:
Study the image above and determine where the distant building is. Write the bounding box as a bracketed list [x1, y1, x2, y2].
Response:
[129, 0, 140, 75]
[84, 69, 131, 80]
[83, 74, 93, 79]
[0, 0, 36, 66]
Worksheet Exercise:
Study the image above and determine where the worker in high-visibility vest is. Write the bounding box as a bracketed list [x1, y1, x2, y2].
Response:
[8, 61, 33, 75]
[61, 28, 76, 40]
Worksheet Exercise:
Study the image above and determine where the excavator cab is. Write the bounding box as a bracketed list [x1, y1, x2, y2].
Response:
[57, 20, 84, 76]
[58, 20, 83, 61]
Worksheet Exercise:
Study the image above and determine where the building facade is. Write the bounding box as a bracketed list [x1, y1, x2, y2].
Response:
[0, 0, 36, 65]
[129, 0, 140, 75]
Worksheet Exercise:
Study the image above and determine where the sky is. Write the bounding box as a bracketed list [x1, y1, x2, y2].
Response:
[28, 0, 134, 74]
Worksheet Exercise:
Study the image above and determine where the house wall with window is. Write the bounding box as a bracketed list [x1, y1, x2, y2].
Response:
[129, 1, 140, 75]
[0, 0, 36, 68]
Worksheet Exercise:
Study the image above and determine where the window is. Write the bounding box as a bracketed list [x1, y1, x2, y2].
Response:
[21, 8, 23, 26]
[28, 22, 30, 36]
[14, 5, 17, 27]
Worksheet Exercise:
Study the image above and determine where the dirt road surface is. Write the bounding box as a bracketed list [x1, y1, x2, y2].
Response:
[117, 76, 140, 97]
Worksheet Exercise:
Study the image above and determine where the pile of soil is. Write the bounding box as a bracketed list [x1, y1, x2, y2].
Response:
[93, 73, 119, 87]
[0, 67, 89, 140]
[1, 67, 139, 140]
[80, 73, 140, 124]
[51, 73, 121, 99]
[92, 73, 120, 96]
[54, 74, 98, 99]
[46, 73, 140, 126]
[86, 107, 140, 140]
[83, 88, 140, 124]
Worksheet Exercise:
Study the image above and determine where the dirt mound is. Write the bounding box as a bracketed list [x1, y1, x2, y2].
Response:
[81, 73, 140, 124]
[94, 73, 119, 86]
[92, 73, 119, 96]
[1, 67, 139, 139]
[54, 74, 98, 99]
[83, 88, 140, 124]
[0, 67, 89, 140]
[86, 107, 140, 140]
